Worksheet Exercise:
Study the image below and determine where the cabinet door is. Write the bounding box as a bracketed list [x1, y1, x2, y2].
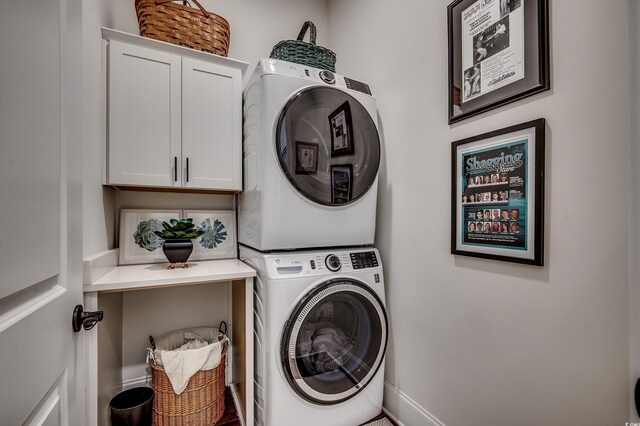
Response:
[182, 57, 242, 190]
[108, 40, 181, 187]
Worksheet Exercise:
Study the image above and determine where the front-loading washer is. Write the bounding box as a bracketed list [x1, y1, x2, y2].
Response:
[240, 245, 388, 426]
[239, 59, 381, 251]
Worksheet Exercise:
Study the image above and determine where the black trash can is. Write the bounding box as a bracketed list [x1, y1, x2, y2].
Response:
[109, 387, 153, 426]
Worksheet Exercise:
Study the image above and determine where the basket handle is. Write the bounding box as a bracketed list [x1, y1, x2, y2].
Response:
[296, 21, 317, 46]
[155, 0, 210, 18]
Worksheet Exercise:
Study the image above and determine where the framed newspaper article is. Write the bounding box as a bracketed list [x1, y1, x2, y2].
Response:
[447, 0, 549, 124]
[451, 119, 545, 265]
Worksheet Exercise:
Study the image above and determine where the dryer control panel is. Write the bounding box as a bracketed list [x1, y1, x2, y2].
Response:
[259, 58, 374, 97]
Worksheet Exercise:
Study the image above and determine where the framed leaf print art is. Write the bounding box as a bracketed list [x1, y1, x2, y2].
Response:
[185, 210, 237, 260]
[119, 209, 181, 265]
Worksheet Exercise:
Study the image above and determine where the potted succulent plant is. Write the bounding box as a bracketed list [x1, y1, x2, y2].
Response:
[154, 218, 204, 269]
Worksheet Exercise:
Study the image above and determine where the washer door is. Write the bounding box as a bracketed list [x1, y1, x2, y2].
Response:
[276, 87, 381, 206]
[281, 279, 387, 404]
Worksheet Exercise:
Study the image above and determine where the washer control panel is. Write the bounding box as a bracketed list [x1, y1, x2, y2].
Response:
[264, 248, 381, 278]
[350, 251, 378, 269]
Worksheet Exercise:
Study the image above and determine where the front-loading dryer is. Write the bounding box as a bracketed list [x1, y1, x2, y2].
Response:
[240, 245, 388, 426]
[239, 59, 381, 251]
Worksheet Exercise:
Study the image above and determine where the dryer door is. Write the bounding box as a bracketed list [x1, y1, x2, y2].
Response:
[276, 87, 380, 206]
[281, 279, 387, 404]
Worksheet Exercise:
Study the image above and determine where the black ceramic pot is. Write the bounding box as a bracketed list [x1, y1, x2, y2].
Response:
[162, 239, 193, 268]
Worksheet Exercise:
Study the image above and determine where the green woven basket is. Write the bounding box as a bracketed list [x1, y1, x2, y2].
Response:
[269, 21, 336, 72]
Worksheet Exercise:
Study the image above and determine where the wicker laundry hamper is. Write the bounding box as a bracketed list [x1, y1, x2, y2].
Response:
[135, 0, 230, 56]
[270, 21, 336, 72]
[148, 326, 228, 426]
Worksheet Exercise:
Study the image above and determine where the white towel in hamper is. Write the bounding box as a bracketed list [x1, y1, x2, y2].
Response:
[147, 329, 228, 394]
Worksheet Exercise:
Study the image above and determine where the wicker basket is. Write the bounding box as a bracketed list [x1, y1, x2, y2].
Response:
[135, 0, 230, 56]
[270, 21, 336, 72]
[149, 327, 228, 426]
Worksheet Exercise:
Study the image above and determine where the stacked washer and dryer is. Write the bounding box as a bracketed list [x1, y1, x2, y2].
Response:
[238, 59, 387, 426]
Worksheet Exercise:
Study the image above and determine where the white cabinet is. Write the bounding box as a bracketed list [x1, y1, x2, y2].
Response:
[107, 40, 181, 187]
[182, 58, 242, 190]
[103, 29, 247, 192]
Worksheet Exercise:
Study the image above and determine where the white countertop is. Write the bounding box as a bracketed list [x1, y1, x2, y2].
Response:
[83, 257, 256, 293]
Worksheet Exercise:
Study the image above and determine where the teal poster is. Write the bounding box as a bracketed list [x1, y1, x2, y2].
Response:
[460, 139, 528, 250]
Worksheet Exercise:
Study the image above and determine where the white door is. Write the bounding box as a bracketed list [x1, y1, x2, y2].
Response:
[0, 0, 85, 424]
[182, 57, 242, 190]
[107, 40, 182, 188]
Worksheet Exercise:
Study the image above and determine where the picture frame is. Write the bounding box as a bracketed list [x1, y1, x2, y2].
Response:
[331, 164, 353, 204]
[451, 118, 545, 265]
[447, 0, 549, 124]
[118, 209, 182, 265]
[295, 141, 319, 174]
[184, 210, 237, 260]
[328, 101, 354, 157]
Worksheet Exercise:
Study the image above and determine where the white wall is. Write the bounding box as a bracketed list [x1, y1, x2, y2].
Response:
[328, 0, 630, 425]
[82, 0, 117, 257]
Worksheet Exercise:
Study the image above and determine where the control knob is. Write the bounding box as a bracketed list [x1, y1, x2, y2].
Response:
[325, 254, 341, 272]
[319, 70, 336, 85]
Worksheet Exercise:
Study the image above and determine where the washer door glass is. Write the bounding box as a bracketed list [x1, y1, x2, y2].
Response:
[276, 87, 380, 206]
[281, 279, 387, 404]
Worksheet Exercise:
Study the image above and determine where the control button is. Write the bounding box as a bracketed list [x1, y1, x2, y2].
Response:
[310, 260, 316, 269]
[319, 70, 336, 85]
[325, 254, 341, 272]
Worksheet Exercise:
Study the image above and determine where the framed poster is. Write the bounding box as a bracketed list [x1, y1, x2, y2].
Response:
[119, 209, 181, 265]
[184, 210, 237, 260]
[451, 118, 545, 265]
[448, 0, 549, 124]
[328, 101, 354, 157]
[295, 141, 319, 174]
[330, 164, 353, 204]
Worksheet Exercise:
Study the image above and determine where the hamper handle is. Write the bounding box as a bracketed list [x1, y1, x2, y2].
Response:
[296, 21, 317, 45]
[156, 0, 210, 18]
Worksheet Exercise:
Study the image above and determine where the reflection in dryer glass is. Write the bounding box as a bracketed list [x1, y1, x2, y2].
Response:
[276, 87, 380, 206]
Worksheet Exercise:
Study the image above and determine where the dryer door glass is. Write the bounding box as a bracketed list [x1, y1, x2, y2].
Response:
[281, 279, 387, 404]
[276, 87, 380, 206]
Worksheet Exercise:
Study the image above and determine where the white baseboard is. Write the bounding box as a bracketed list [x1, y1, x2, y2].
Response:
[383, 381, 446, 426]
[121, 375, 150, 390]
